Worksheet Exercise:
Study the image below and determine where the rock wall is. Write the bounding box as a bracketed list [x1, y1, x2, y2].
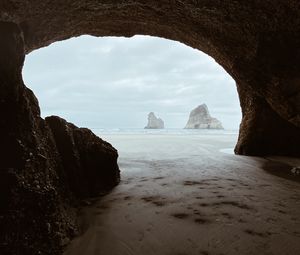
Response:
[45, 116, 120, 198]
[185, 104, 223, 129]
[0, 22, 120, 255]
[235, 83, 300, 157]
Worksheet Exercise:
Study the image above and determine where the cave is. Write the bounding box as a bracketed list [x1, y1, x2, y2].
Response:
[1, 1, 300, 254]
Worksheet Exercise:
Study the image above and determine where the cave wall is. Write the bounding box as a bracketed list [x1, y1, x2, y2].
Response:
[0, 22, 120, 255]
[1, 0, 299, 156]
[235, 83, 300, 156]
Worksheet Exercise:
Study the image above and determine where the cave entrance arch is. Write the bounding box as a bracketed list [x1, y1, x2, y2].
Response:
[23, 35, 241, 133]
[2, 1, 299, 156]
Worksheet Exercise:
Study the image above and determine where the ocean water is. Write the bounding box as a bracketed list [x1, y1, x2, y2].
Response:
[93, 128, 239, 162]
[92, 128, 239, 136]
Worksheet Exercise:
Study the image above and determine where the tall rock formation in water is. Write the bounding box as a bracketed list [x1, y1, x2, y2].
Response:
[185, 104, 223, 129]
[145, 112, 164, 129]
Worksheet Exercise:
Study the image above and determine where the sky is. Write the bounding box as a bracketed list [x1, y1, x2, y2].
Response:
[22, 35, 242, 130]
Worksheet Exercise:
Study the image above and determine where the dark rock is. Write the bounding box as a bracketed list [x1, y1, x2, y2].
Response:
[0, 22, 120, 255]
[45, 116, 120, 198]
[235, 84, 300, 157]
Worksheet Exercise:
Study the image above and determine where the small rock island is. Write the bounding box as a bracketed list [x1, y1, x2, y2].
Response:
[185, 104, 223, 129]
[145, 112, 165, 129]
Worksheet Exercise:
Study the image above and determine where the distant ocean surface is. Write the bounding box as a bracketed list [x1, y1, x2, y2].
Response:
[92, 128, 238, 159]
[92, 128, 239, 136]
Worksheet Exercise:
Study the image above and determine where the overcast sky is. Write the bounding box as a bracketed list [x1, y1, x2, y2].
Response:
[23, 35, 241, 130]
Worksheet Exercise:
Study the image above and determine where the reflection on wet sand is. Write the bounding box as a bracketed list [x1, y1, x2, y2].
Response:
[65, 133, 300, 255]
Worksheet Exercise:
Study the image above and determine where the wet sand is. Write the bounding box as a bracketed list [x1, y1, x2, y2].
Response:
[64, 133, 300, 255]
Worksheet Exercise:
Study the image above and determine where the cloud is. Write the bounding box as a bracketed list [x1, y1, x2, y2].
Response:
[23, 35, 241, 129]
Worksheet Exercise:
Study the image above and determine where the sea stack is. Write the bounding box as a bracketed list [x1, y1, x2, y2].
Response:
[145, 112, 164, 129]
[185, 104, 223, 129]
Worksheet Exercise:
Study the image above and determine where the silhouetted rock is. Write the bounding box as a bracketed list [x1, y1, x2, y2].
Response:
[0, 22, 120, 255]
[145, 112, 164, 129]
[235, 86, 300, 156]
[185, 104, 223, 129]
[46, 116, 120, 198]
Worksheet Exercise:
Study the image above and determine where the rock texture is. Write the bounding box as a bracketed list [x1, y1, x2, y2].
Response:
[0, 22, 120, 255]
[185, 104, 223, 129]
[145, 112, 164, 129]
[46, 116, 120, 198]
[235, 84, 300, 156]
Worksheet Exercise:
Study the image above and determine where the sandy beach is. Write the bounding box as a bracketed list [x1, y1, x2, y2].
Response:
[64, 132, 300, 255]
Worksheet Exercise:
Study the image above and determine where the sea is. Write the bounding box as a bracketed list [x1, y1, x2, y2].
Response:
[92, 128, 239, 136]
[91, 128, 239, 162]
